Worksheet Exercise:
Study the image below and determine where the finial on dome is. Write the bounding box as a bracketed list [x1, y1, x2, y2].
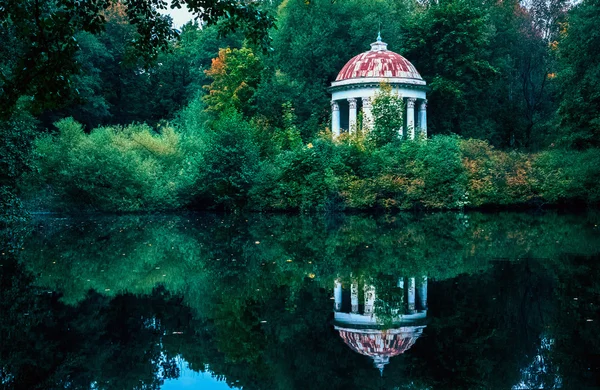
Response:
[372, 356, 389, 376]
[370, 31, 388, 52]
[377, 23, 382, 42]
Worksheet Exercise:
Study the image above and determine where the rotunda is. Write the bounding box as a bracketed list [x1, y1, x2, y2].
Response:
[336, 326, 426, 374]
[329, 34, 428, 139]
[333, 276, 428, 374]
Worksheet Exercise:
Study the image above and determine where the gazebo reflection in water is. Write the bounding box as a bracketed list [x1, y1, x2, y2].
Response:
[332, 276, 428, 375]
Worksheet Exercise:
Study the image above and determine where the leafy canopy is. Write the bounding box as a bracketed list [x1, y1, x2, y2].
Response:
[0, 0, 275, 118]
[369, 82, 405, 147]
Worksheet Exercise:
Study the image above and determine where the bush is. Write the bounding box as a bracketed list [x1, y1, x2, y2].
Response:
[344, 135, 467, 210]
[460, 138, 534, 206]
[31, 118, 198, 212]
[250, 136, 348, 212]
[413, 135, 468, 208]
[22, 110, 600, 212]
[532, 148, 600, 205]
[194, 110, 261, 209]
[369, 83, 405, 146]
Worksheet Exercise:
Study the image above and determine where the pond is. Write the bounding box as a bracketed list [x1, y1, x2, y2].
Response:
[1, 211, 600, 389]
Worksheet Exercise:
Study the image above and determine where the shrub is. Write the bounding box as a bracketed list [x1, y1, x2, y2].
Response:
[31, 118, 198, 212]
[369, 83, 405, 147]
[23, 111, 600, 212]
[460, 138, 534, 206]
[413, 135, 467, 208]
[195, 110, 261, 209]
[346, 135, 467, 210]
[532, 148, 600, 205]
[250, 136, 348, 212]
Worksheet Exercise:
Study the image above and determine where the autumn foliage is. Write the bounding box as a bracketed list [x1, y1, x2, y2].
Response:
[203, 47, 263, 117]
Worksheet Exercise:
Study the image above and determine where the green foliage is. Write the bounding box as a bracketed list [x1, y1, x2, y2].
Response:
[0, 106, 37, 224]
[252, 69, 304, 130]
[174, 93, 212, 137]
[278, 101, 304, 151]
[0, 108, 37, 189]
[0, 0, 274, 118]
[23, 117, 600, 212]
[250, 136, 347, 212]
[484, 0, 563, 148]
[461, 138, 534, 206]
[369, 83, 405, 146]
[404, 0, 497, 137]
[147, 22, 243, 122]
[39, 18, 246, 130]
[250, 101, 304, 158]
[344, 135, 467, 210]
[195, 110, 261, 209]
[556, 0, 600, 148]
[30, 118, 198, 211]
[6, 0, 600, 215]
[203, 47, 264, 117]
[532, 148, 600, 204]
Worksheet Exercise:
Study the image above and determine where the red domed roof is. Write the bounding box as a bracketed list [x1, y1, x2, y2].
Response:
[337, 328, 420, 358]
[335, 40, 422, 82]
[335, 326, 426, 373]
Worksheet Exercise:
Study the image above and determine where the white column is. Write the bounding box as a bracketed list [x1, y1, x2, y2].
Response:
[418, 99, 427, 139]
[331, 101, 340, 138]
[348, 98, 357, 134]
[406, 98, 416, 140]
[407, 277, 416, 314]
[351, 280, 359, 313]
[364, 283, 376, 316]
[334, 279, 342, 312]
[361, 97, 373, 132]
[416, 276, 428, 311]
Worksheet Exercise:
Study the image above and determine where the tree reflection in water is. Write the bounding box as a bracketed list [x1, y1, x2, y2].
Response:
[0, 211, 599, 389]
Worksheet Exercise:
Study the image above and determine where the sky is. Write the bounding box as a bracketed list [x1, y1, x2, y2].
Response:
[159, 4, 195, 29]
[161, 363, 238, 390]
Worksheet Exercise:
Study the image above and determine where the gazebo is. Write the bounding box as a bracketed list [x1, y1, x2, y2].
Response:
[329, 34, 428, 139]
[333, 276, 428, 374]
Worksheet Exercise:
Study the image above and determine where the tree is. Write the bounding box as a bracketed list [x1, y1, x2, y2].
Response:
[404, 0, 497, 138]
[37, 3, 145, 129]
[556, 0, 600, 148]
[39, 18, 245, 129]
[0, 105, 37, 224]
[369, 83, 405, 147]
[0, 0, 275, 118]
[481, 0, 565, 148]
[145, 22, 244, 122]
[269, 0, 413, 139]
[203, 47, 264, 117]
[195, 110, 261, 209]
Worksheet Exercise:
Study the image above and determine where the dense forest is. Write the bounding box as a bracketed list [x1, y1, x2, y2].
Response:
[2, 0, 600, 219]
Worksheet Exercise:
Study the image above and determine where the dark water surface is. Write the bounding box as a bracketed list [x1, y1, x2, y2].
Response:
[1, 211, 600, 389]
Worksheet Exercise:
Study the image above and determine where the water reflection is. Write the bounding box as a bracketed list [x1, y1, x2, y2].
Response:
[333, 276, 427, 373]
[1, 211, 599, 389]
